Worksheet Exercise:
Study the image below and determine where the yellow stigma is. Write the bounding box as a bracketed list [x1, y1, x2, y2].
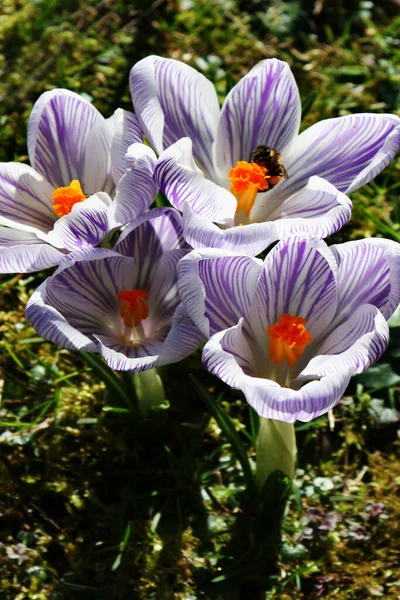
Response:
[268, 314, 312, 367]
[117, 289, 149, 328]
[52, 180, 86, 217]
[228, 161, 270, 216]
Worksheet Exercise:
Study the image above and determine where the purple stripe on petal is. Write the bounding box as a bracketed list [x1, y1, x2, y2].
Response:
[130, 56, 220, 177]
[0, 163, 56, 233]
[27, 89, 106, 190]
[0, 233, 64, 273]
[300, 305, 389, 378]
[284, 114, 400, 195]
[158, 304, 204, 365]
[155, 138, 236, 225]
[95, 335, 162, 371]
[178, 249, 263, 337]
[148, 249, 186, 328]
[267, 177, 352, 239]
[330, 239, 391, 328]
[115, 207, 187, 267]
[45, 251, 136, 337]
[109, 109, 143, 184]
[183, 203, 278, 256]
[214, 59, 301, 176]
[108, 153, 158, 230]
[253, 236, 337, 345]
[44, 193, 111, 251]
[203, 325, 352, 422]
[26, 280, 97, 351]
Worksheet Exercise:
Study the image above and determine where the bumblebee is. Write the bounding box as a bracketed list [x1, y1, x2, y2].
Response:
[250, 145, 287, 190]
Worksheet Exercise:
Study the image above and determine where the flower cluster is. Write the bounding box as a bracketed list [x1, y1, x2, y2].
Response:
[2, 56, 399, 422]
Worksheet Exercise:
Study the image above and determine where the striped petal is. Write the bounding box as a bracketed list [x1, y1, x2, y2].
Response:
[0, 162, 56, 233]
[27, 89, 111, 193]
[284, 114, 400, 196]
[213, 59, 301, 178]
[203, 324, 352, 422]
[183, 203, 278, 256]
[95, 335, 162, 372]
[108, 151, 158, 230]
[264, 176, 352, 239]
[328, 239, 394, 330]
[44, 193, 111, 251]
[130, 55, 220, 177]
[109, 109, 143, 184]
[178, 249, 263, 337]
[26, 279, 97, 351]
[114, 208, 187, 292]
[43, 249, 135, 338]
[155, 138, 236, 225]
[252, 236, 337, 345]
[300, 305, 389, 379]
[157, 304, 204, 366]
[148, 249, 187, 328]
[0, 229, 64, 273]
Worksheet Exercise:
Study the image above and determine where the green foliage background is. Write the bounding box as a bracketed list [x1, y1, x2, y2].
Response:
[0, 1, 400, 599]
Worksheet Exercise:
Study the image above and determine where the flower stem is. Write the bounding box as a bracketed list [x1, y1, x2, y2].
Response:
[255, 418, 297, 491]
[133, 369, 166, 417]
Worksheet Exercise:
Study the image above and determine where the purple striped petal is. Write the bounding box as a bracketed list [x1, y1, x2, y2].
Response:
[178, 249, 263, 337]
[157, 304, 204, 365]
[155, 138, 236, 225]
[329, 239, 396, 329]
[203, 325, 352, 422]
[130, 55, 220, 177]
[27, 89, 110, 192]
[253, 236, 337, 343]
[26, 279, 97, 351]
[214, 59, 301, 177]
[284, 114, 400, 195]
[183, 203, 278, 256]
[44, 193, 111, 251]
[114, 208, 187, 281]
[0, 162, 56, 233]
[109, 109, 143, 184]
[300, 305, 389, 378]
[262, 176, 352, 239]
[95, 335, 162, 372]
[82, 117, 114, 195]
[43, 249, 135, 338]
[148, 249, 186, 327]
[108, 151, 158, 230]
[0, 229, 64, 273]
[359, 238, 400, 320]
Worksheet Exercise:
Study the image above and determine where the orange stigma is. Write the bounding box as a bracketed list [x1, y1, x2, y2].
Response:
[268, 314, 312, 367]
[52, 180, 86, 217]
[228, 161, 269, 216]
[117, 289, 149, 328]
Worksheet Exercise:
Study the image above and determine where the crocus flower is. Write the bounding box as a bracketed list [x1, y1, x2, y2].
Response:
[26, 208, 203, 371]
[0, 89, 148, 273]
[130, 56, 400, 255]
[178, 235, 400, 422]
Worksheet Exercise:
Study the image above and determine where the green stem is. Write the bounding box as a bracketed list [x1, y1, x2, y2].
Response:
[133, 369, 166, 417]
[255, 418, 297, 491]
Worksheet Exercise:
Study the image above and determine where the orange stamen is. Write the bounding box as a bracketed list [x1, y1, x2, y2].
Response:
[228, 161, 270, 216]
[52, 180, 86, 217]
[117, 289, 149, 328]
[268, 314, 312, 367]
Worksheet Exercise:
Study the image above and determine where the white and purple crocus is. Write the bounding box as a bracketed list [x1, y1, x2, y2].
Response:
[0, 89, 158, 273]
[130, 56, 400, 255]
[26, 209, 203, 371]
[178, 235, 400, 422]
